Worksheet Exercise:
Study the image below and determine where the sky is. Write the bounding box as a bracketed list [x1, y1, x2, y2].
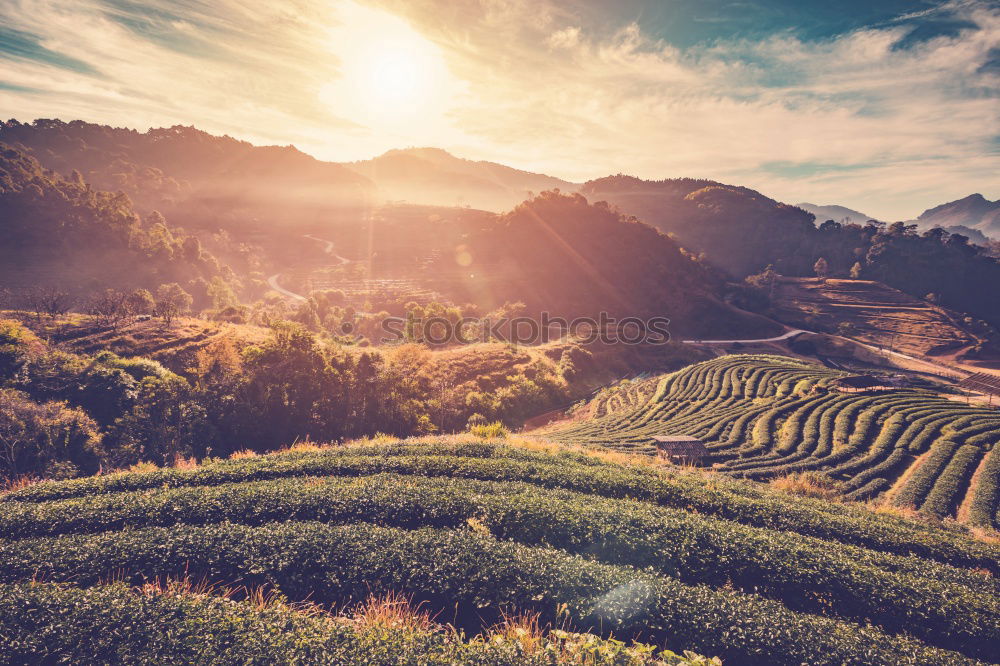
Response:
[0, 0, 997, 219]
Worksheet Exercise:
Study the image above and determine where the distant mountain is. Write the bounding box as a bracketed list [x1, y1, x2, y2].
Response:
[933, 225, 993, 247]
[0, 119, 374, 232]
[916, 194, 1000, 238]
[795, 202, 873, 225]
[581, 175, 817, 277]
[345, 147, 577, 211]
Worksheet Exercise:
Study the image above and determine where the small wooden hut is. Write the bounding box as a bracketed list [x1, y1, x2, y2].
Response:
[831, 375, 900, 393]
[652, 435, 708, 464]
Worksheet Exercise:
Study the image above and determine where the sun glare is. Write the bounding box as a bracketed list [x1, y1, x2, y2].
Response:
[366, 47, 427, 105]
[321, 2, 457, 134]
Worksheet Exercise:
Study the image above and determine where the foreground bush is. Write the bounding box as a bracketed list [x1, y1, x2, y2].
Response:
[0, 582, 715, 665]
[8, 441, 995, 575]
[1, 473, 995, 655]
[0, 522, 979, 665]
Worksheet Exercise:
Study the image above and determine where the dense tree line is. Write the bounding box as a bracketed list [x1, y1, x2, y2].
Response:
[581, 176, 1000, 330]
[0, 143, 247, 309]
[814, 220, 1000, 328]
[1, 313, 658, 480]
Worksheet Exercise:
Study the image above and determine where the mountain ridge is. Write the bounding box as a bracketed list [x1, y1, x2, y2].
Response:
[915, 193, 1000, 237]
[345, 146, 578, 210]
[795, 202, 873, 224]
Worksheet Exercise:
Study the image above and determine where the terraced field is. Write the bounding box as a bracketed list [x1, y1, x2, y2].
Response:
[549, 355, 1000, 529]
[2, 439, 998, 664]
[770, 277, 986, 357]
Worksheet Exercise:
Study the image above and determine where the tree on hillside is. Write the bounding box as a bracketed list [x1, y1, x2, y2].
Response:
[89, 289, 129, 330]
[0, 389, 103, 479]
[24, 286, 74, 320]
[814, 257, 830, 279]
[207, 276, 238, 310]
[155, 283, 193, 326]
[125, 289, 155, 319]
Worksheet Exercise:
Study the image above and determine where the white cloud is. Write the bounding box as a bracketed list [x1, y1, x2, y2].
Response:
[547, 26, 581, 50]
[0, 0, 996, 219]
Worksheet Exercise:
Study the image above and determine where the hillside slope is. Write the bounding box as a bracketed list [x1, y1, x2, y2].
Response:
[449, 191, 781, 339]
[346, 147, 577, 211]
[770, 277, 994, 358]
[916, 194, 1000, 238]
[795, 202, 872, 224]
[549, 354, 1000, 530]
[0, 437, 995, 664]
[581, 175, 818, 277]
[0, 143, 231, 295]
[0, 119, 373, 232]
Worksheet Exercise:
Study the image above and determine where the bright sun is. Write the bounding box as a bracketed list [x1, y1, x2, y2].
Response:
[365, 47, 429, 106]
[321, 2, 456, 133]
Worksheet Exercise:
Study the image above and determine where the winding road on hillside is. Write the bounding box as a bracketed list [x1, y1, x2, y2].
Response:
[266, 235, 351, 302]
[684, 324, 967, 381]
[682, 329, 806, 345]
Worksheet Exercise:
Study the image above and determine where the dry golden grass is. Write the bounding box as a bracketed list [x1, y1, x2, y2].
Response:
[350, 590, 437, 634]
[970, 527, 1000, 545]
[865, 501, 924, 522]
[288, 440, 326, 454]
[465, 516, 491, 536]
[769, 472, 843, 501]
[228, 449, 258, 460]
[127, 461, 160, 474]
[484, 611, 548, 655]
[172, 455, 198, 470]
[0, 474, 40, 496]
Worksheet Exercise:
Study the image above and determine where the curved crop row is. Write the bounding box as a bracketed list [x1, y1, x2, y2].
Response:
[6, 441, 998, 572]
[547, 355, 1000, 526]
[2, 473, 997, 655]
[0, 521, 981, 665]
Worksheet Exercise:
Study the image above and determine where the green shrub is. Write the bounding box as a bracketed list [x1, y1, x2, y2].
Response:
[0, 522, 978, 665]
[0, 582, 708, 665]
[469, 421, 509, 439]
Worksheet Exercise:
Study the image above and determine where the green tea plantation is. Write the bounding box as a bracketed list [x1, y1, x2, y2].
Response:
[550, 355, 1000, 529]
[1, 436, 998, 664]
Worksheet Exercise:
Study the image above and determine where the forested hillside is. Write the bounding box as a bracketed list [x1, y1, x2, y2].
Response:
[0, 119, 373, 233]
[0, 143, 233, 301]
[581, 175, 818, 277]
[582, 175, 1000, 330]
[443, 191, 780, 337]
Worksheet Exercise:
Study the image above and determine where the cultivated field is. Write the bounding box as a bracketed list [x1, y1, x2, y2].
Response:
[771, 277, 992, 358]
[548, 355, 1000, 529]
[1, 438, 997, 664]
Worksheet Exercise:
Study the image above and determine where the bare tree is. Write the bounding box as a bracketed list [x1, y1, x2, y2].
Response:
[89, 289, 129, 330]
[24, 286, 75, 319]
[155, 283, 193, 326]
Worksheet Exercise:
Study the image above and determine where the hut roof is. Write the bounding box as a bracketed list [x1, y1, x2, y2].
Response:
[652, 436, 708, 456]
[957, 373, 1000, 398]
[833, 375, 886, 389]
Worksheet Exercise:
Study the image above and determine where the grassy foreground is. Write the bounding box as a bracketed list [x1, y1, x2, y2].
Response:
[0, 436, 997, 664]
